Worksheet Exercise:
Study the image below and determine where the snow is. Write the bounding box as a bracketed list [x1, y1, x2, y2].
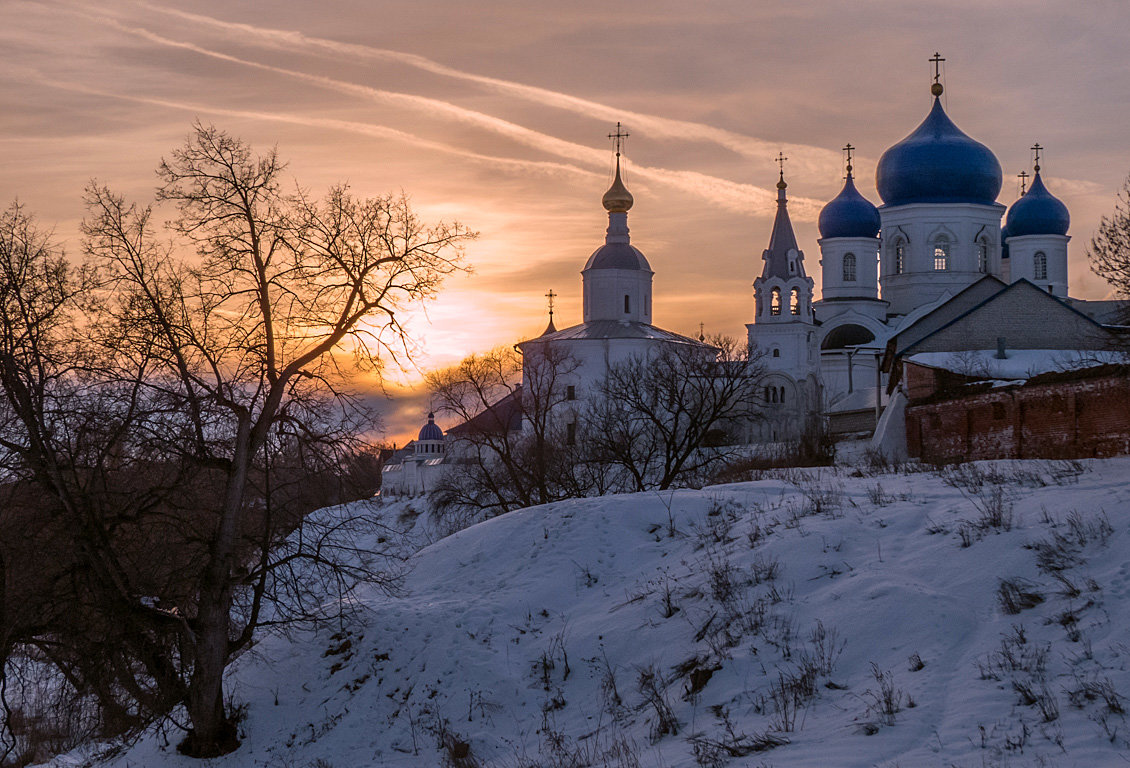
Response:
[906, 349, 1124, 381]
[39, 457, 1130, 767]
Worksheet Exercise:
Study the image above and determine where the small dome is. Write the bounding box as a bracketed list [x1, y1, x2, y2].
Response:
[602, 157, 634, 213]
[1004, 172, 1069, 237]
[818, 175, 881, 239]
[418, 412, 444, 441]
[876, 98, 1002, 206]
[584, 242, 652, 271]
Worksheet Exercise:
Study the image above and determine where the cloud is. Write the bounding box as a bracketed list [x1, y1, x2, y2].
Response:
[82, 7, 827, 217]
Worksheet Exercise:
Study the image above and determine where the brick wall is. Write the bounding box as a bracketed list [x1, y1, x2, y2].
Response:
[906, 373, 1130, 463]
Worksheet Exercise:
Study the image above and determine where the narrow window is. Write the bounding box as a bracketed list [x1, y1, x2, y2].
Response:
[977, 239, 989, 273]
[771, 388, 778, 403]
[772, 348, 780, 358]
[790, 287, 800, 315]
[1034, 251, 1047, 280]
[933, 237, 949, 271]
[764, 386, 771, 402]
[770, 288, 781, 316]
[624, 294, 630, 313]
[779, 387, 786, 402]
[789, 261, 796, 274]
[566, 385, 576, 401]
[894, 240, 905, 274]
[843, 252, 856, 282]
[566, 422, 576, 446]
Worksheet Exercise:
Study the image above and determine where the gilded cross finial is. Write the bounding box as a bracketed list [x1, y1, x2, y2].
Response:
[608, 122, 629, 157]
[1031, 142, 1043, 174]
[775, 152, 789, 190]
[699, 322, 705, 343]
[930, 52, 945, 96]
[545, 289, 556, 321]
[1018, 170, 1029, 195]
[843, 143, 855, 178]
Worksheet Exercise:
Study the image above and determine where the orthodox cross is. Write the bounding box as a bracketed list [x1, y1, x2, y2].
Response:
[545, 289, 556, 322]
[1031, 143, 1043, 173]
[776, 151, 788, 179]
[608, 122, 629, 157]
[1018, 170, 1029, 195]
[930, 52, 945, 84]
[843, 143, 855, 178]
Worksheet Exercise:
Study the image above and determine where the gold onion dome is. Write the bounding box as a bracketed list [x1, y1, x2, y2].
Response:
[602, 156, 634, 213]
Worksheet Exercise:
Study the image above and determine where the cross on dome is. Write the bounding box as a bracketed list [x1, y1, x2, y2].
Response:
[843, 143, 855, 178]
[776, 152, 789, 189]
[930, 52, 945, 96]
[608, 122, 629, 156]
[1031, 142, 1043, 173]
[1018, 170, 1029, 195]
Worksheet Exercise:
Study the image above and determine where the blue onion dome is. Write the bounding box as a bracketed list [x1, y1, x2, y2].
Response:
[876, 98, 1002, 206]
[818, 174, 881, 238]
[418, 412, 444, 441]
[1004, 172, 1070, 236]
[584, 242, 651, 270]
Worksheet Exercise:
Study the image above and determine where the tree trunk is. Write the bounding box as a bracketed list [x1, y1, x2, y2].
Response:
[178, 421, 252, 758]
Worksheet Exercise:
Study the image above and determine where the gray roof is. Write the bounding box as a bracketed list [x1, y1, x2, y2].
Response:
[521, 320, 707, 346]
[761, 188, 803, 280]
[584, 242, 652, 271]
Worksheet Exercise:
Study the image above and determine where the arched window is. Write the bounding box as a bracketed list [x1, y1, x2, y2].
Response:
[770, 288, 781, 316]
[764, 386, 771, 402]
[772, 348, 780, 358]
[893, 240, 906, 274]
[977, 239, 990, 273]
[779, 387, 786, 402]
[790, 287, 800, 315]
[624, 294, 631, 313]
[1034, 251, 1047, 280]
[843, 253, 856, 282]
[933, 236, 949, 271]
[770, 387, 778, 403]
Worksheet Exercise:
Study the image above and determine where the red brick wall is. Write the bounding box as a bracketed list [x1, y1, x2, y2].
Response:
[906, 374, 1130, 462]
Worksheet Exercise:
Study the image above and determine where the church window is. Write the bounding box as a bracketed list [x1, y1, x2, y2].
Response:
[894, 240, 905, 274]
[933, 237, 949, 271]
[1034, 251, 1047, 280]
[764, 386, 771, 402]
[772, 348, 780, 358]
[790, 288, 800, 315]
[843, 253, 856, 282]
[779, 387, 786, 402]
[770, 388, 777, 403]
[789, 261, 796, 274]
[977, 239, 989, 273]
[566, 422, 576, 446]
[624, 294, 630, 313]
[770, 288, 781, 316]
[567, 385, 576, 401]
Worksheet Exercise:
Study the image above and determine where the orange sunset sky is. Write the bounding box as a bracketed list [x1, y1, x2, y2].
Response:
[3, 1, 1129, 443]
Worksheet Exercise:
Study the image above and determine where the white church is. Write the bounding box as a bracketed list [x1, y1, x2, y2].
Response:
[384, 58, 1111, 491]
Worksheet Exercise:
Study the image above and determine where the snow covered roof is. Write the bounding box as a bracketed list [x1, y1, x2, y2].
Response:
[905, 349, 1125, 381]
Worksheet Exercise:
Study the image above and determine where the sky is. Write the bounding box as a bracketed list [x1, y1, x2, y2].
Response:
[3, 0, 1129, 443]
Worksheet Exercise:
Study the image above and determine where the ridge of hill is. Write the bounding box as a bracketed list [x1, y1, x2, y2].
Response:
[45, 457, 1130, 767]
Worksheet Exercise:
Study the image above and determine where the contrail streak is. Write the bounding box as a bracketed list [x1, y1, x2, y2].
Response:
[84, 14, 822, 217]
[137, 2, 844, 179]
[23, 68, 601, 182]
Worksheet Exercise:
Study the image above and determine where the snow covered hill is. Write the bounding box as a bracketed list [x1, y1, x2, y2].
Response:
[48, 457, 1130, 767]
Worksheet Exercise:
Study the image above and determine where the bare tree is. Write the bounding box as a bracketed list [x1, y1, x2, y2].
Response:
[584, 336, 766, 491]
[427, 342, 597, 522]
[0, 123, 472, 757]
[1089, 172, 1130, 304]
